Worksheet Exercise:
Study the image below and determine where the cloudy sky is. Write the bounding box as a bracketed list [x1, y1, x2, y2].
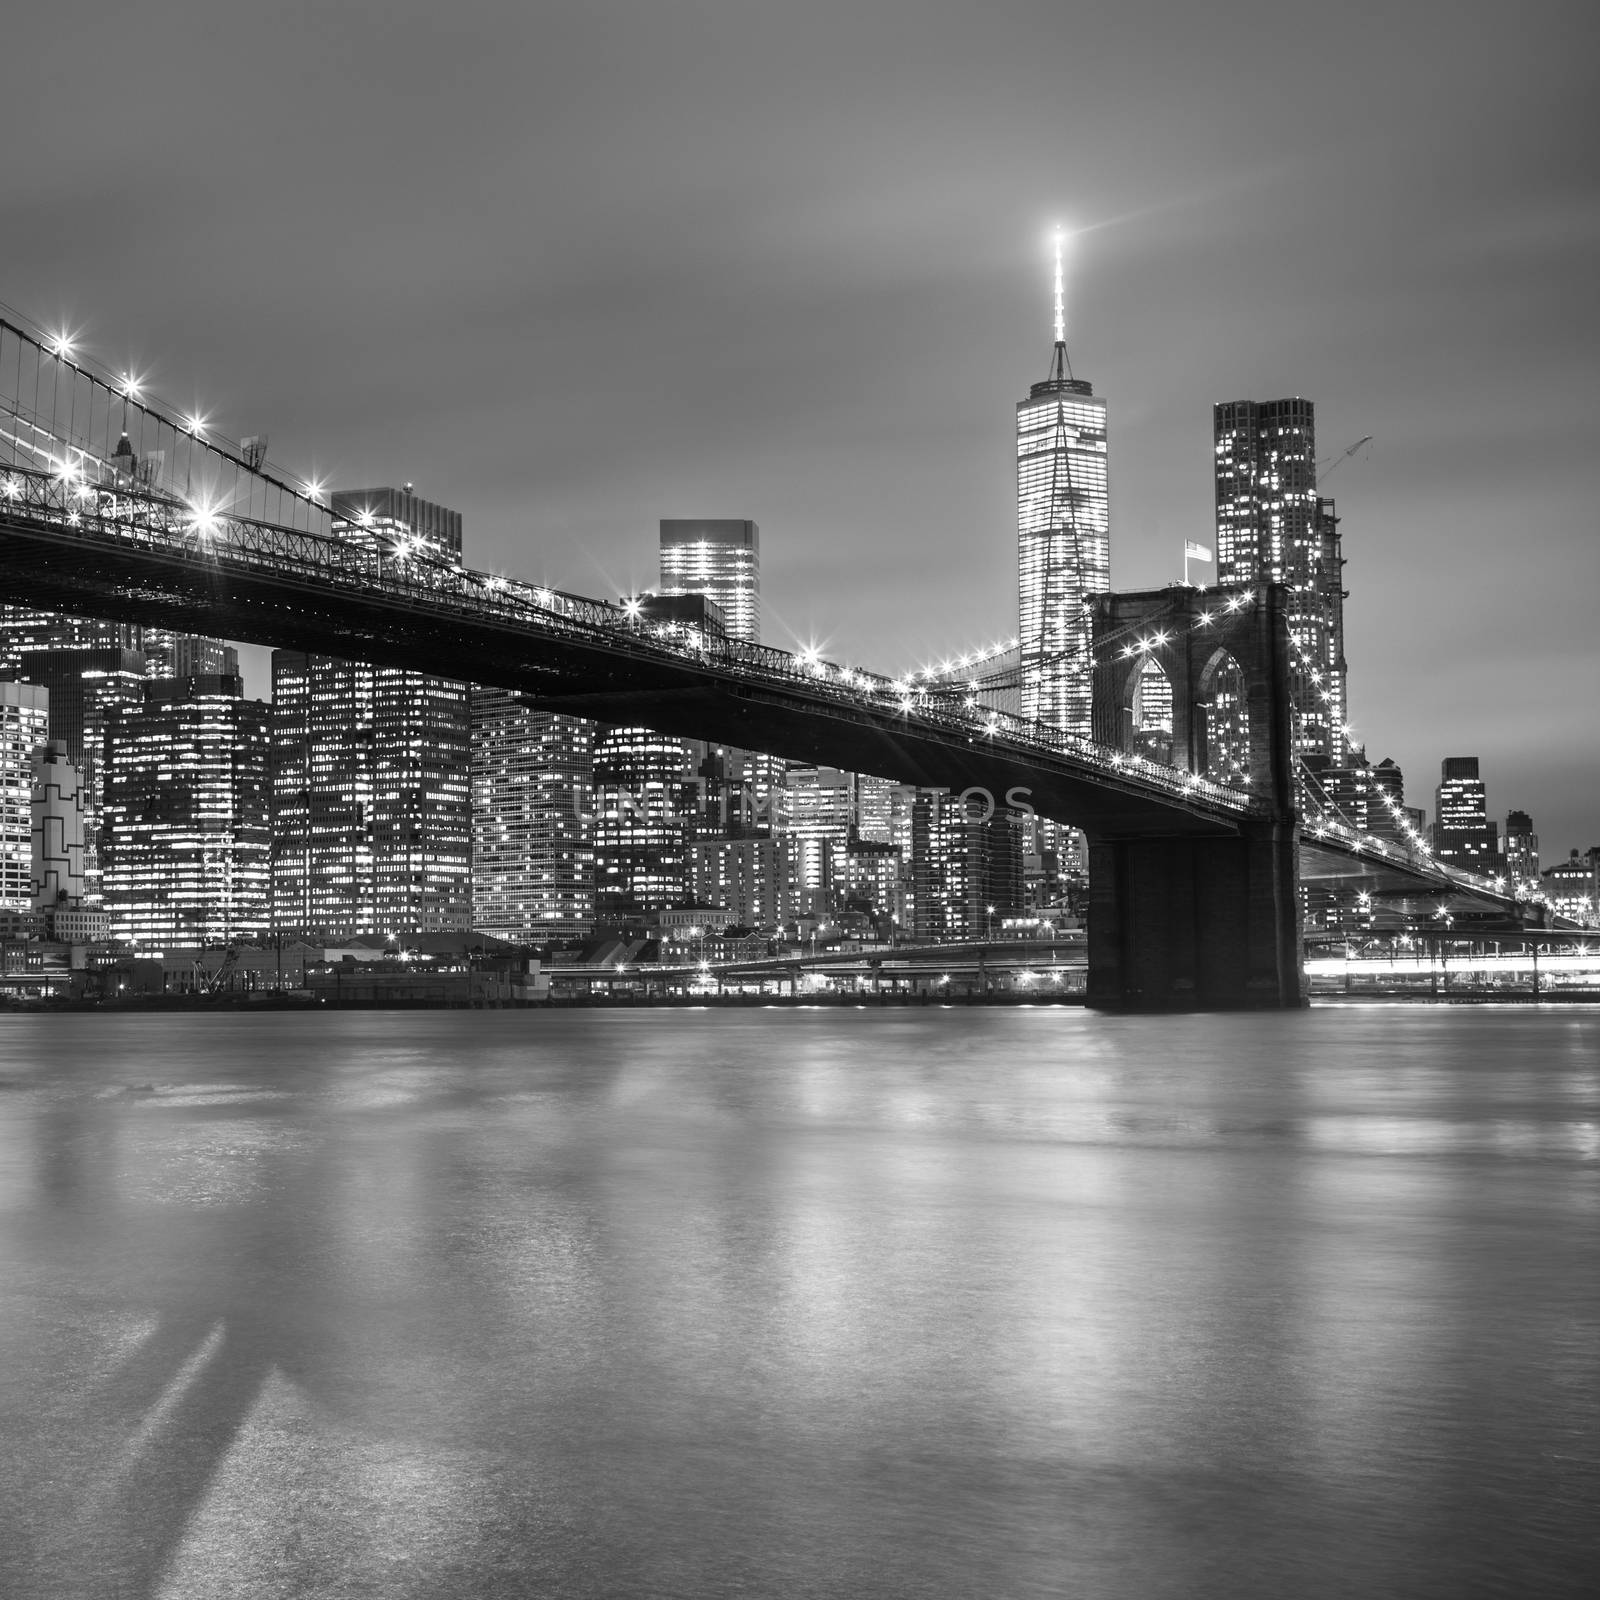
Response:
[4, 0, 1596, 846]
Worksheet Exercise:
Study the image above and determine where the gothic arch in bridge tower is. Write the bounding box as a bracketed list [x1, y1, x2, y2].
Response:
[1194, 647, 1249, 788]
[1091, 585, 1292, 805]
[1129, 655, 1174, 766]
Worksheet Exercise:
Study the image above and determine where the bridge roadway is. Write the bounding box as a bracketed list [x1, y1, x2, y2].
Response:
[0, 462, 1256, 840]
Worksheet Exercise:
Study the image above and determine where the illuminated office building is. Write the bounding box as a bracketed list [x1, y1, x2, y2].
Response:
[659, 520, 760, 644]
[1213, 398, 1348, 767]
[17, 647, 149, 903]
[142, 634, 239, 680]
[271, 652, 471, 939]
[1541, 849, 1599, 924]
[470, 691, 595, 939]
[270, 486, 472, 940]
[782, 764, 855, 915]
[31, 739, 84, 908]
[2, 681, 50, 913]
[102, 675, 271, 950]
[1504, 810, 1539, 889]
[910, 789, 1025, 943]
[841, 836, 902, 928]
[657, 520, 772, 861]
[1320, 761, 1371, 833]
[854, 774, 899, 845]
[1368, 757, 1407, 841]
[0, 609, 140, 670]
[592, 727, 692, 920]
[332, 486, 464, 561]
[1432, 756, 1500, 875]
[1018, 240, 1110, 734]
[687, 835, 792, 929]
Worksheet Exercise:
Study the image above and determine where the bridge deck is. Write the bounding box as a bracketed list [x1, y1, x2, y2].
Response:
[0, 465, 1259, 839]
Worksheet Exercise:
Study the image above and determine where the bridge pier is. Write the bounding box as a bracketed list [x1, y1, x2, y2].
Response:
[1085, 820, 1304, 1011]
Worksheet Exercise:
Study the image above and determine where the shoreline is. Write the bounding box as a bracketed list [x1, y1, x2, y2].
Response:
[6, 991, 1599, 1014]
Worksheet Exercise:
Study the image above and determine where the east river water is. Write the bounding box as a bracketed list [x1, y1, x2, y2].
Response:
[1, 1006, 1596, 1599]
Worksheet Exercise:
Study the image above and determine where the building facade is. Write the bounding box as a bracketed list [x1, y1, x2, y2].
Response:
[592, 726, 693, 920]
[1541, 849, 1598, 924]
[658, 520, 760, 645]
[268, 486, 472, 940]
[687, 834, 792, 929]
[0, 609, 141, 671]
[102, 675, 271, 950]
[16, 647, 149, 903]
[270, 651, 471, 939]
[1504, 810, 1539, 889]
[31, 739, 85, 913]
[470, 691, 595, 939]
[1, 681, 50, 914]
[1213, 398, 1348, 768]
[1432, 756, 1500, 876]
[1018, 343, 1109, 735]
[910, 788, 1025, 943]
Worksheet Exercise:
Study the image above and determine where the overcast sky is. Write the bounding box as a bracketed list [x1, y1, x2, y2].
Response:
[4, 0, 1596, 846]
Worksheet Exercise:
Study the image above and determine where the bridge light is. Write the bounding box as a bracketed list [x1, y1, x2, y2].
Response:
[120, 373, 143, 400]
[184, 413, 208, 437]
[306, 477, 325, 501]
[187, 498, 220, 538]
[1, 475, 18, 499]
[50, 333, 75, 359]
[1196, 611, 1212, 626]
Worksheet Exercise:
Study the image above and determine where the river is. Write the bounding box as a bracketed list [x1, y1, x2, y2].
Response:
[1, 1006, 1596, 1598]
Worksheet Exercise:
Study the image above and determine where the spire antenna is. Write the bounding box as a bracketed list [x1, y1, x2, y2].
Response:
[1052, 228, 1066, 344]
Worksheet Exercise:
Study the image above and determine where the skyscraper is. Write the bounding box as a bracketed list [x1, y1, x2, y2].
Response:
[1, 682, 49, 915]
[610, 517, 770, 924]
[592, 727, 693, 920]
[910, 788, 1025, 942]
[0, 609, 140, 670]
[658, 521, 760, 644]
[783, 764, 855, 916]
[1018, 235, 1109, 734]
[18, 647, 149, 903]
[269, 487, 473, 940]
[1213, 398, 1348, 767]
[1504, 810, 1539, 888]
[31, 740, 85, 919]
[102, 675, 271, 950]
[1432, 757, 1500, 875]
[470, 692, 595, 939]
[270, 652, 471, 939]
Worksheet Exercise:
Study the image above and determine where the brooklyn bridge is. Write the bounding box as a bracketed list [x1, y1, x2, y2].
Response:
[0, 310, 1519, 1010]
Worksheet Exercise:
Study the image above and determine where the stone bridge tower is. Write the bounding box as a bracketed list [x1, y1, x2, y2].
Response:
[1084, 582, 1302, 1009]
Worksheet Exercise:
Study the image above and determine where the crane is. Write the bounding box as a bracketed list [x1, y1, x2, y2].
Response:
[1316, 435, 1372, 486]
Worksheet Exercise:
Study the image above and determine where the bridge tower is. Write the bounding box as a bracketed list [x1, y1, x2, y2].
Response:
[1085, 582, 1303, 1009]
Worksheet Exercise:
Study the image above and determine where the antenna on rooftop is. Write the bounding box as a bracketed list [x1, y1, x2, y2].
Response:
[1053, 229, 1066, 345]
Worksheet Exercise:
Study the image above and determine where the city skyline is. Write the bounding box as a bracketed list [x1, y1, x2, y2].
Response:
[0, 1, 1592, 848]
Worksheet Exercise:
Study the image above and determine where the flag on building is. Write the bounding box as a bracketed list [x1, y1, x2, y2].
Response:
[1184, 540, 1213, 562]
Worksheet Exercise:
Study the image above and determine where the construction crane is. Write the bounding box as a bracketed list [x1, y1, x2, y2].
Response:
[1316, 435, 1372, 486]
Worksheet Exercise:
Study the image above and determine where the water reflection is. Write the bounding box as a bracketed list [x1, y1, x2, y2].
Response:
[0, 1007, 1595, 1598]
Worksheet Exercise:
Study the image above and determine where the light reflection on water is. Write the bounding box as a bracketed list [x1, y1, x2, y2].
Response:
[0, 1006, 1596, 1599]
